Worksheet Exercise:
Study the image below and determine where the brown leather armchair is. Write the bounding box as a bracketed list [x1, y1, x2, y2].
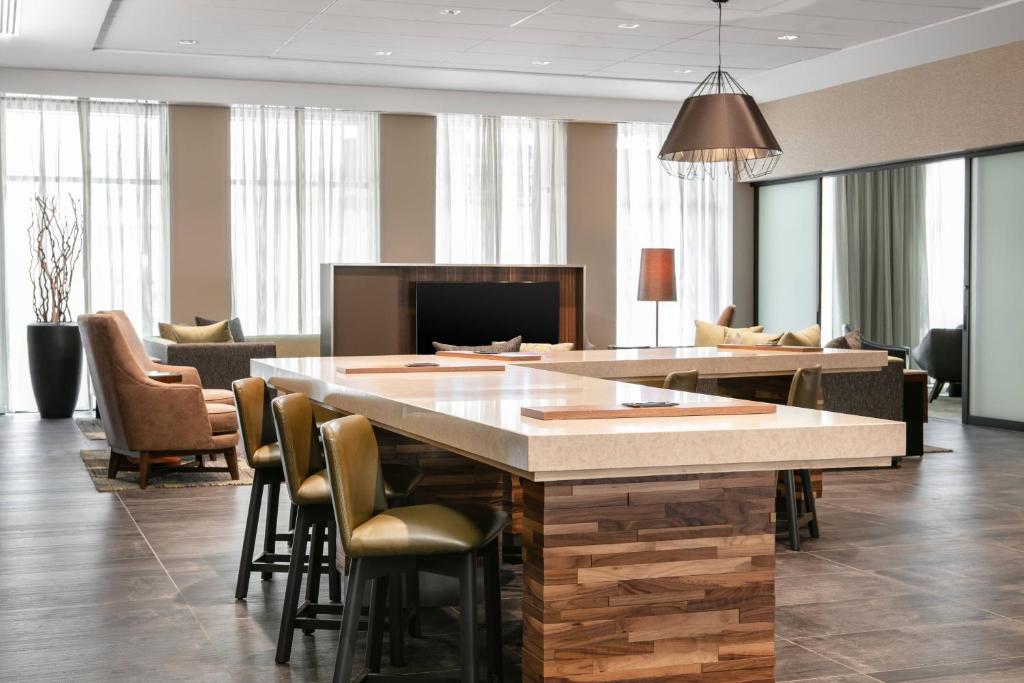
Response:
[100, 310, 234, 405]
[79, 313, 240, 488]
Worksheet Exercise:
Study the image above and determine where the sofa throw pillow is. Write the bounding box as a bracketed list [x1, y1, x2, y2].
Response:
[196, 316, 246, 342]
[723, 328, 783, 346]
[826, 328, 862, 350]
[779, 324, 822, 347]
[520, 342, 574, 353]
[694, 320, 765, 347]
[433, 335, 523, 354]
[159, 320, 233, 344]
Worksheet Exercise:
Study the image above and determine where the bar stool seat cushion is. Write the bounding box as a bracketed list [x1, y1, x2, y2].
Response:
[295, 469, 332, 505]
[203, 388, 235, 405]
[382, 463, 424, 499]
[348, 502, 509, 558]
[251, 443, 282, 469]
[206, 403, 239, 435]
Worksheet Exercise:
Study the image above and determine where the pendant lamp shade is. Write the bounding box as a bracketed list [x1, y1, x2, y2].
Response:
[659, 1, 782, 180]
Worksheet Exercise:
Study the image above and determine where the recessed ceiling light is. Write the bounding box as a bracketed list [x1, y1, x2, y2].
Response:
[532, 60, 552, 66]
[178, 39, 198, 46]
[0, 0, 21, 37]
[440, 8, 462, 16]
[375, 50, 393, 56]
[618, 23, 640, 29]
[777, 34, 799, 40]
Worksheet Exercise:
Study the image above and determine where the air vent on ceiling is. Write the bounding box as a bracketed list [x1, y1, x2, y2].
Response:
[0, 0, 20, 36]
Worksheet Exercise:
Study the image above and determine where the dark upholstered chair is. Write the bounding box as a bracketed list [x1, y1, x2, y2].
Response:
[779, 366, 822, 551]
[716, 304, 736, 328]
[79, 313, 240, 489]
[841, 323, 910, 367]
[321, 414, 508, 683]
[664, 370, 699, 393]
[912, 327, 964, 401]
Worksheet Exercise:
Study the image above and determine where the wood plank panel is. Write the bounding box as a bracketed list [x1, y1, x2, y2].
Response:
[521, 471, 777, 683]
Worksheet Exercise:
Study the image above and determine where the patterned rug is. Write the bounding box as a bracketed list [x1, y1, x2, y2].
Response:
[75, 417, 106, 440]
[80, 449, 254, 492]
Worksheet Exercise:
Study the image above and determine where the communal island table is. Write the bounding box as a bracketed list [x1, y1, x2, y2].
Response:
[252, 351, 903, 683]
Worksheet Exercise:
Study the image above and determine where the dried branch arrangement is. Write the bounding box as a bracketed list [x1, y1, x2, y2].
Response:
[28, 195, 84, 324]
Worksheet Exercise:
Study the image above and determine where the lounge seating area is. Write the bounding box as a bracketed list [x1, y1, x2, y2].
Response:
[2, 4, 1024, 683]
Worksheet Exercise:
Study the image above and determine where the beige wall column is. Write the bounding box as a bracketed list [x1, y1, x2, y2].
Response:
[168, 105, 232, 323]
[732, 182, 756, 327]
[380, 114, 436, 263]
[567, 122, 617, 349]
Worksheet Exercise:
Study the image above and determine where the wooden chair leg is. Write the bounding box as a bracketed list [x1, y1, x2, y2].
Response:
[459, 552, 479, 683]
[484, 540, 504, 683]
[799, 469, 820, 539]
[276, 507, 310, 664]
[224, 448, 240, 480]
[407, 561, 422, 638]
[334, 558, 367, 683]
[107, 452, 122, 479]
[262, 478, 280, 581]
[782, 470, 800, 551]
[138, 453, 151, 490]
[302, 522, 326, 636]
[235, 469, 265, 600]
[328, 519, 342, 603]
[388, 572, 406, 667]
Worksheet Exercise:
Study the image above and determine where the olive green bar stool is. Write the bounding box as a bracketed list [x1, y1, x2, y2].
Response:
[779, 366, 822, 551]
[322, 415, 508, 683]
[664, 369, 699, 393]
[272, 393, 424, 666]
[233, 378, 307, 600]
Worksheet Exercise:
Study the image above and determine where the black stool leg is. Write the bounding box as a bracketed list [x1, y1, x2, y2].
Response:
[262, 478, 280, 581]
[484, 540, 504, 683]
[328, 519, 342, 603]
[388, 572, 406, 667]
[276, 507, 310, 664]
[783, 470, 800, 551]
[288, 503, 298, 547]
[799, 469, 820, 538]
[334, 558, 367, 683]
[234, 469, 265, 600]
[459, 552, 479, 683]
[407, 560, 422, 638]
[303, 521, 326, 635]
[366, 574, 390, 673]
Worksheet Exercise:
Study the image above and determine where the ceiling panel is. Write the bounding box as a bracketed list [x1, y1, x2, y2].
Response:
[322, 1, 534, 27]
[485, 27, 676, 50]
[466, 41, 645, 62]
[514, 12, 708, 39]
[766, 0, 969, 24]
[306, 14, 501, 41]
[295, 29, 481, 52]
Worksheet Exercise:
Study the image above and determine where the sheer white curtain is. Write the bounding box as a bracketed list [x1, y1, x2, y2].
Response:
[616, 122, 733, 347]
[0, 96, 169, 413]
[924, 159, 965, 330]
[231, 105, 379, 335]
[435, 114, 566, 264]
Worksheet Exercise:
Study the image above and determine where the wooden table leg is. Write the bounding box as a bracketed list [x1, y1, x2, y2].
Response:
[520, 471, 777, 682]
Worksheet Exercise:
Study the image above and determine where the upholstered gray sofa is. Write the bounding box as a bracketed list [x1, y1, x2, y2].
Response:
[143, 337, 277, 390]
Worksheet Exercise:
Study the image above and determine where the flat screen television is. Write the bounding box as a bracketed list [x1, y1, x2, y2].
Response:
[415, 281, 560, 354]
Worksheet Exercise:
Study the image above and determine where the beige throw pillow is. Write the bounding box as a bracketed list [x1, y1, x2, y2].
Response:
[520, 342, 574, 353]
[159, 320, 233, 343]
[694, 320, 765, 347]
[723, 328, 783, 346]
[779, 324, 822, 347]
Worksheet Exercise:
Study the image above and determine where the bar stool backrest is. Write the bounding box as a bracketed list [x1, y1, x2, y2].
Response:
[664, 370, 699, 392]
[788, 365, 822, 410]
[320, 415, 388, 552]
[271, 392, 326, 503]
[232, 378, 276, 468]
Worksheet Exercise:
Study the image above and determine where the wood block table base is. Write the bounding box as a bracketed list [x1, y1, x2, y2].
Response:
[521, 471, 776, 682]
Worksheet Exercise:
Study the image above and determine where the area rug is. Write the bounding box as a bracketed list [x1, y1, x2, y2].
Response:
[80, 449, 254, 492]
[923, 444, 954, 454]
[75, 417, 106, 441]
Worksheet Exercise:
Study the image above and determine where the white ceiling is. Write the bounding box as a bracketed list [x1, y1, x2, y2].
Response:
[0, 0, 1022, 113]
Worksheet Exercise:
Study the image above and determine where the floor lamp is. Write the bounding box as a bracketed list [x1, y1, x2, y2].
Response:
[638, 248, 677, 348]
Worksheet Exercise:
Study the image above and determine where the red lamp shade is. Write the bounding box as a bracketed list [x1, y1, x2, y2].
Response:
[637, 248, 677, 302]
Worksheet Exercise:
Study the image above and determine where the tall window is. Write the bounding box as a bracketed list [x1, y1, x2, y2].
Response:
[230, 105, 379, 335]
[435, 114, 566, 264]
[0, 96, 168, 413]
[616, 122, 733, 347]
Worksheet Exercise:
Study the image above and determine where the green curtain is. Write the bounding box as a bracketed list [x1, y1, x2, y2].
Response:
[833, 165, 929, 348]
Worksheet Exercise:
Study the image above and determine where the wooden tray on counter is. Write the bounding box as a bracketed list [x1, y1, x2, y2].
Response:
[521, 401, 776, 421]
[436, 351, 543, 361]
[338, 363, 506, 375]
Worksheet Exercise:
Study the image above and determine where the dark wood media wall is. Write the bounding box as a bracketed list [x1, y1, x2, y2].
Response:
[320, 263, 586, 356]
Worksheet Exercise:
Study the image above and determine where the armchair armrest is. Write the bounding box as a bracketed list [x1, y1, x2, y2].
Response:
[146, 340, 277, 390]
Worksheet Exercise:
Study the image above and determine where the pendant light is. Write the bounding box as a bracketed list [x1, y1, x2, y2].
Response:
[658, 0, 782, 180]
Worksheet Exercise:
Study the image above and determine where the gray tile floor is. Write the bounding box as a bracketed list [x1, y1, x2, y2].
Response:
[1, 413, 1022, 682]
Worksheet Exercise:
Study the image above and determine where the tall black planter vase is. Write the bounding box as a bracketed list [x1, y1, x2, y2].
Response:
[27, 322, 83, 419]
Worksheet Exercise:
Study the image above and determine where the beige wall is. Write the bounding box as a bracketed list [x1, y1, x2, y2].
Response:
[567, 123, 618, 349]
[380, 114, 436, 263]
[168, 105, 232, 323]
[731, 183, 755, 328]
[761, 40, 1024, 179]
